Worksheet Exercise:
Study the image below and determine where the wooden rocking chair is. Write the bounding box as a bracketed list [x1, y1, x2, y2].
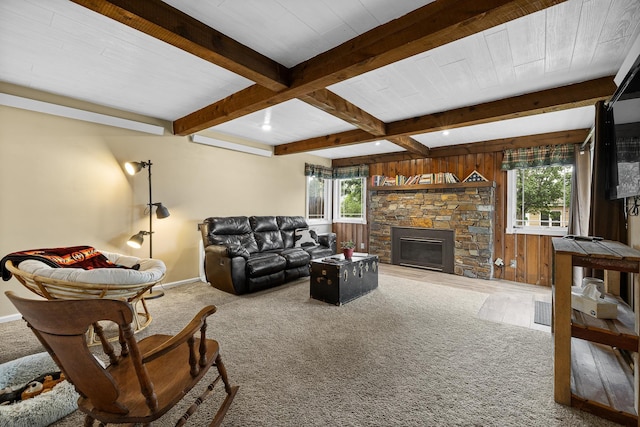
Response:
[5, 291, 239, 426]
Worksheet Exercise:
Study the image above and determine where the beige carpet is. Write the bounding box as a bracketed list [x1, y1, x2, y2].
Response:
[0, 272, 617, 426]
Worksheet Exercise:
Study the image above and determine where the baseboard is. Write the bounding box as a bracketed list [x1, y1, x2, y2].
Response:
[152, 277, 202, 291]
[0, 313, 22, 323]
[0, 278, 203, 324]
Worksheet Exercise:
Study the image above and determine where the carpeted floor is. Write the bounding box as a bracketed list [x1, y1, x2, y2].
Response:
[0, 272, 618, 426]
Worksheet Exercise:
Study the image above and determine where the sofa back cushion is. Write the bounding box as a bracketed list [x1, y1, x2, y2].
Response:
[204, 216, 259, 253]
[277, 216, 308, 248]
[250, 216, 284, 252]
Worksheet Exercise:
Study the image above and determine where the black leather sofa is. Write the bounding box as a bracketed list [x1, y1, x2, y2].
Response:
[200, 216, 336, 294]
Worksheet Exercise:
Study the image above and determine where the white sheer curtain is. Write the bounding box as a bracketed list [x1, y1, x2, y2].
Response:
[568, 141, 593, 285]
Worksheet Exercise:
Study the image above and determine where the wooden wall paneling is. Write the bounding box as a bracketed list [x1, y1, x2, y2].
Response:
[526, 234, 540, 285]
[516, 234, 526, 282]
[539, 235, 551, 286]
[503, 234, 515, 281]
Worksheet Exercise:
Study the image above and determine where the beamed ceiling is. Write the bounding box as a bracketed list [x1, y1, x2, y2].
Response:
[1, 0, 639, 164]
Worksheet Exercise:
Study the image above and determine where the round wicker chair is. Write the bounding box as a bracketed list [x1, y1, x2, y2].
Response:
[5, 252, 165, 344]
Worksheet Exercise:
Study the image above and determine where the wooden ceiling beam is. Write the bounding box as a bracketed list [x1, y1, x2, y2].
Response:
[71, 0, 289, 92]
[330, 129, 590, 167]
[298, 89, 386, 136]
[173, 0, 563, 135]
[274, 77, 615, 155]
[386, 136, 431, 156]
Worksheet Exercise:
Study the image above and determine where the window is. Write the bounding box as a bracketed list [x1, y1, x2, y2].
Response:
[506, 165, 572, 235]
[333, 177, 366, 223]
[306, 176, 331, 224]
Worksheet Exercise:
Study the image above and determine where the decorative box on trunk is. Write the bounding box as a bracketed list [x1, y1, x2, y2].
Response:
[310, 254, 378, 305]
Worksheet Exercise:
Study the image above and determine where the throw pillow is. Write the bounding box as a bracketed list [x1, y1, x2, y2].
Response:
[294, 228, 318, 248]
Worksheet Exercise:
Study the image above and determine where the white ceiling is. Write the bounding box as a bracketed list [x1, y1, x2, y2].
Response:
[1, 0, 639, 160]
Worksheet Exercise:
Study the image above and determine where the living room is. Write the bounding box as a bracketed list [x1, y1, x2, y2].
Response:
[1, 1, 640, 426]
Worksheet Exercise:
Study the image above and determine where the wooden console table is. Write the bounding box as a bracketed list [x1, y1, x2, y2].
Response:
[552, 237, 640, 426]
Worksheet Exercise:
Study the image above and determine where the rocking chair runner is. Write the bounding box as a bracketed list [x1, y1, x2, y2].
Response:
[5, 291, 239, 426]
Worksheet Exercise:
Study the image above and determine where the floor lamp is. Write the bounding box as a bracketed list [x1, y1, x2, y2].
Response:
[125, 160, 169, 299]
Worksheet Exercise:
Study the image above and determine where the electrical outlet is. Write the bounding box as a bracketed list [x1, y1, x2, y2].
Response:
[360, 242, 365, 249]
[510, 259, 517, 268]
[494, 258, 504, 267]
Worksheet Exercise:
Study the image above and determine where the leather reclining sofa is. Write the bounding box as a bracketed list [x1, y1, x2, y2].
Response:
[200, 216, 336, 294]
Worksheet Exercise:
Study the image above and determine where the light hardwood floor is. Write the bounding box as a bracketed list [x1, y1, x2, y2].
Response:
[379, 263, 552, 332]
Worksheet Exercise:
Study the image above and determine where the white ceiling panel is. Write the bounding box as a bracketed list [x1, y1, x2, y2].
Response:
[308, 140, 402, 160]
[329, 0, 640, 123]
[209, 99, 357, 145]
[413, 107, 595, 149]
[162, 0, 435, 68]
[0, 0, 253, 121]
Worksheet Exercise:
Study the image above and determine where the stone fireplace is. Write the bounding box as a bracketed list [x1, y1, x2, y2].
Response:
[369, 184, 495, 279]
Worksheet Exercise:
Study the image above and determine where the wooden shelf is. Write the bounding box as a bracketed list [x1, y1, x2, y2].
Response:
[571, 295, 638, 351]
[552, 238, 640, 426]
[370, 181, 495, 191]
[570, 338, 637, 425]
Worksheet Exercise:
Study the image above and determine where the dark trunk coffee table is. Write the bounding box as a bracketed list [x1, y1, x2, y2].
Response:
[310, 254, 379, 305]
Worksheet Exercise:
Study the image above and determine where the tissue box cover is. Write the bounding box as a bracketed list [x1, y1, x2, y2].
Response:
[571, 292, 617, 319]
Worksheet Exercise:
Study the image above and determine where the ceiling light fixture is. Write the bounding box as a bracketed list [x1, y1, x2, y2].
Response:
[261, 123, 272, 131]
[442, 130, 450, 136]
[261, 108, 272, 131]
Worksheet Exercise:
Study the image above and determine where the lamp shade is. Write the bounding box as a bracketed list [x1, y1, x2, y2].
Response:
[127, 231, 147, 248]
[124, 161, 144, 176]
[154, 203, 170, 219]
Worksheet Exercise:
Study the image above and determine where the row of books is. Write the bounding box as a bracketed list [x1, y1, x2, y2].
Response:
[371, 172, 460, 186]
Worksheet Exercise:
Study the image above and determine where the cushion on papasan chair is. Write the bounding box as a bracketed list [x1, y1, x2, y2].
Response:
[0, 352, 79, 427]
[15, 251, 165, 285]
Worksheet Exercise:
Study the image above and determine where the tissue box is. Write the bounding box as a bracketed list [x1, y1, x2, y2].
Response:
[571, 292, 617, 319]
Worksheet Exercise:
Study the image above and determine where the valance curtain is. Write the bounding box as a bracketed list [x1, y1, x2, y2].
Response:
[500, 144, 576, 170]
[304, 163, 369, 179]
[304, 163, 332, 179]
[332, 165, 369, 179]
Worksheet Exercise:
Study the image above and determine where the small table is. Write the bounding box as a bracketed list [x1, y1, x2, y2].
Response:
[310, 254, 379, 305]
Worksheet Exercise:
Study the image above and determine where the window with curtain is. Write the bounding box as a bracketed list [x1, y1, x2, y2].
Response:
[305, 163, 332, 224]
[304, 163, 368, 224]
[502, 145, 575, 235]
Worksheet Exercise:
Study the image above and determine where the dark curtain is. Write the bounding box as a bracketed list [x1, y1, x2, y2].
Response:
[589, 101, 627, 243]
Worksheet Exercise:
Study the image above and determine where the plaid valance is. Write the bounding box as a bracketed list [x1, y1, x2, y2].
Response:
[616, 137, 640, 162]
[304, 163, 332, 179]
[304, 163, 369, 179]
[332, 165, 369, 179]
[501, 144, 576, 170]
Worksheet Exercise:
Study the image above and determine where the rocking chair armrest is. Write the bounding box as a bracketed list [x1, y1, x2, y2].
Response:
[142, 305, 217, 363]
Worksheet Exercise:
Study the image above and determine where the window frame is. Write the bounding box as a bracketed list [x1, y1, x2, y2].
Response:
[332, 177, 367, 224]
[505, 167, 571, 236]
[305, 175, 332, 226]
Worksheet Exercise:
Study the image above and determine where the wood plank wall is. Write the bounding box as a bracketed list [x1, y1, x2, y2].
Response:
[333, 152, 554, 287]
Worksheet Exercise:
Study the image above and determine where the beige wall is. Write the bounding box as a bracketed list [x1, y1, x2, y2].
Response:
[0, 91, 330, 318]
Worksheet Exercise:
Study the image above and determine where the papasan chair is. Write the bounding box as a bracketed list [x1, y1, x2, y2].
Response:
[2, 247, 166, 344]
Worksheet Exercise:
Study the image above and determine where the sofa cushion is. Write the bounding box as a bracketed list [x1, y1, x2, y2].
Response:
[250, 216, 278, 232]
[278, 216, 308, 248]
[210, 233, 259, 254]
[280, 248, 310, 268]
[206, 216, 259, 254]
[294, 228, 318, 248]
[246, 253, 286, 278]
[254, 231, 284, 252]
[207, 216, 251, 234]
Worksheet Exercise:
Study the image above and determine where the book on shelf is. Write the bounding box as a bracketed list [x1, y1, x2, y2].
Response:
[371, 172, 462, 187]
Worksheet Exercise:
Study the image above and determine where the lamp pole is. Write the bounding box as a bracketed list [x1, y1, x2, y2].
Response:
[146, 159, 153, 259]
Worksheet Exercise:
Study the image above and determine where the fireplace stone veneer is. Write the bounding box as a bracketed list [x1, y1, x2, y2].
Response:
[369, 184, 495, 279]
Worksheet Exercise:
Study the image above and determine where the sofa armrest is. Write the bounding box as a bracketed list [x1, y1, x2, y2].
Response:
[317, 232, 337, 253]
[203, 245, 244, 294]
